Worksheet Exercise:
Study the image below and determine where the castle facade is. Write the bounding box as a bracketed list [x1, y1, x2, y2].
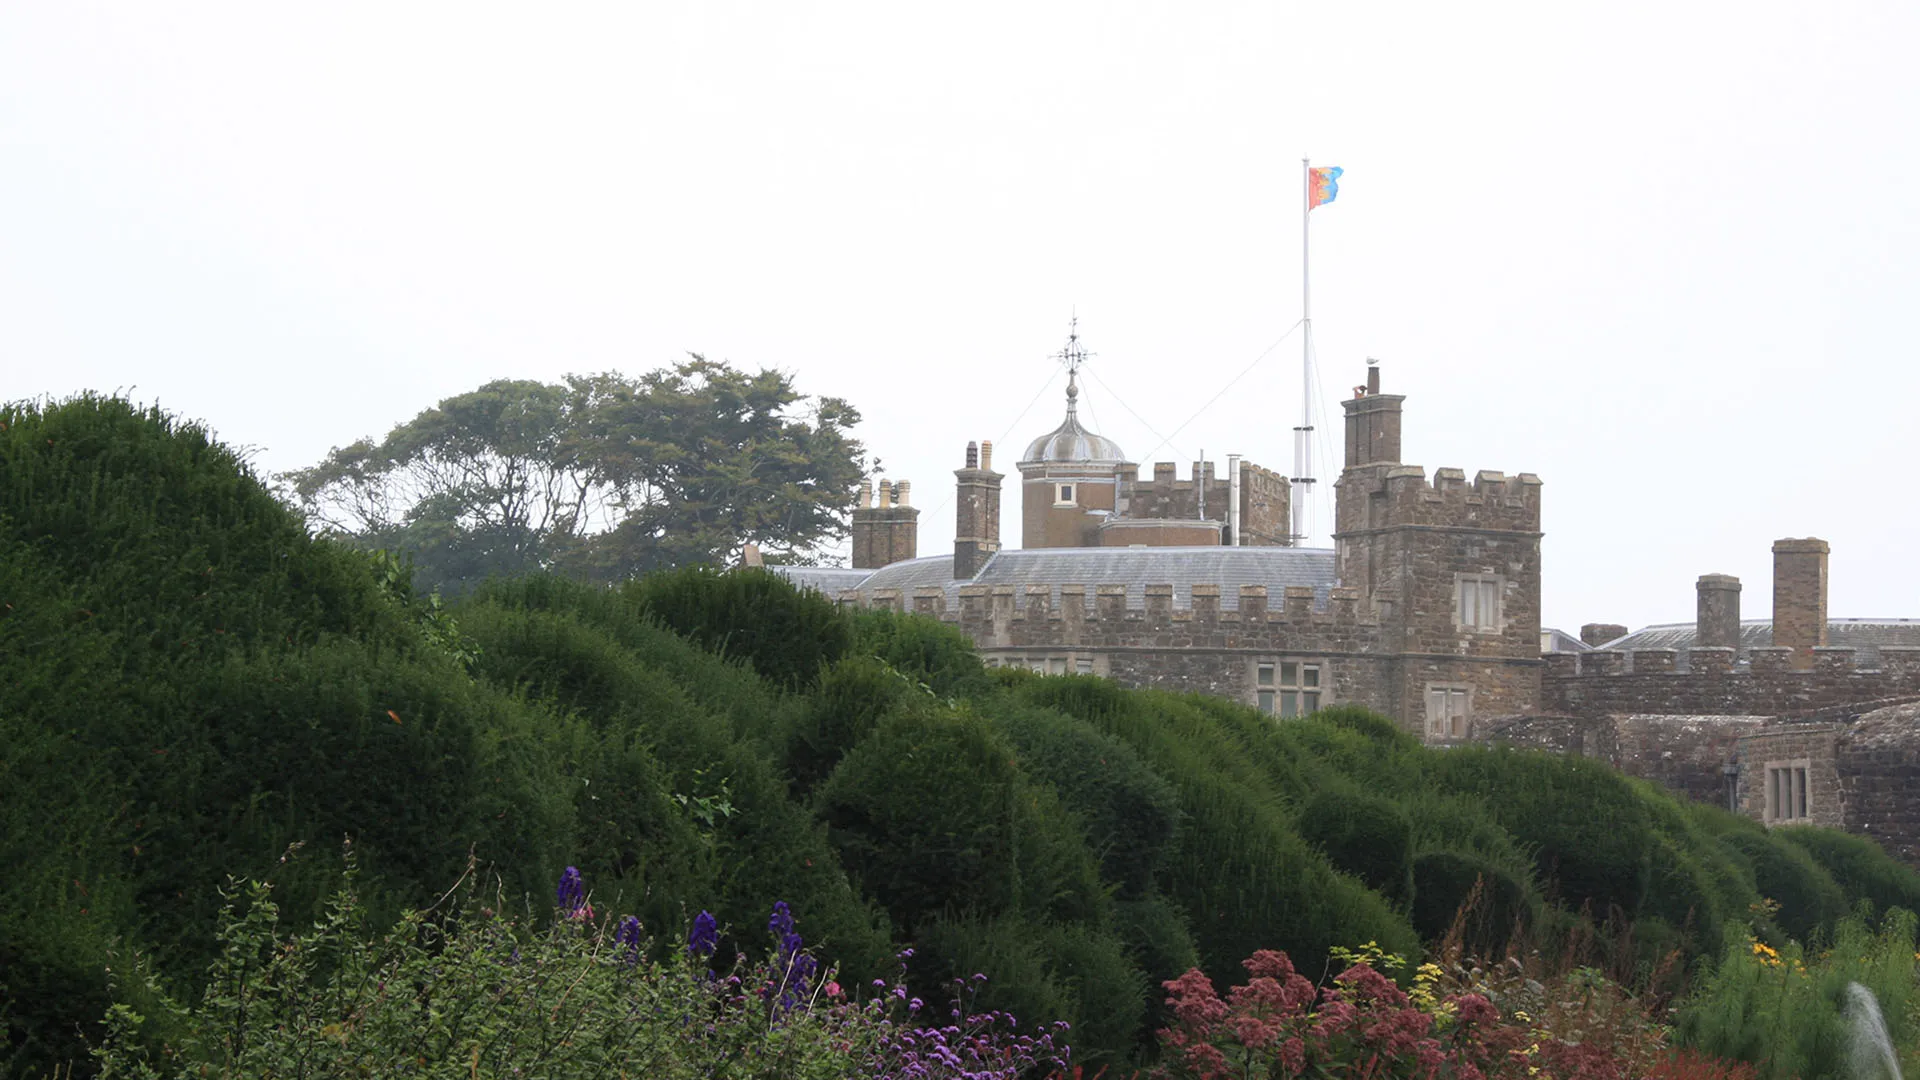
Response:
[779, 361, 1545, 739]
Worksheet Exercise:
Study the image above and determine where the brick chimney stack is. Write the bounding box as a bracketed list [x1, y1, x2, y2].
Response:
[1772, 538, 1830, 670]
[851, 476, 919, 569]
[1696, 574, 1742, 651]
[1341, 363, 1404, 469]
[954, 440, 1003, 580]
[1580, 623, 1628, 648]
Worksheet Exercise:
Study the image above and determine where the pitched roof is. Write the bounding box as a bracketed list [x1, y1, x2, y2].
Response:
[772, 546, 1338, 611]
[1600, 618, 1920, 666]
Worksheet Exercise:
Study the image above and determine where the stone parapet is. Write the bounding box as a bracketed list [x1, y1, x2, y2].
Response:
[1544, 647, 1920, 719]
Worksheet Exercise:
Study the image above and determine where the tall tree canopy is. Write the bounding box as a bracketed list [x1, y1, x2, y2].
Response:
[282, 358, 866, 593]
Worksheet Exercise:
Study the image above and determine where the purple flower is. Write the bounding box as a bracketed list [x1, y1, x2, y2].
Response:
[687, 910, 718, 958]
[615, 915, 642, 966]
[555, 866, 587, 915]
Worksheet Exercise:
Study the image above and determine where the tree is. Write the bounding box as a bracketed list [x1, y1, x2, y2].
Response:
[282, 358, 866, 593]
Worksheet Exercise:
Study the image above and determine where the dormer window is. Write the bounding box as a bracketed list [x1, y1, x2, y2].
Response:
[1055, 483, 1076, 506]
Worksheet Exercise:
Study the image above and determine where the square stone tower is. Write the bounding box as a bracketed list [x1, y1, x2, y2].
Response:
[1333, 364, 1544, 737]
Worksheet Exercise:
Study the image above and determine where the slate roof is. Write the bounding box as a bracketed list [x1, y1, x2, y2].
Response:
[1541, 627, 1592, 653]
[772, 546, 1339, 611]
[1600, 619, 1920, 666]
[771, 566, 872, 596]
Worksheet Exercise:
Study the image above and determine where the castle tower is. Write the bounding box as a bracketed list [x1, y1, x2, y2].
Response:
[954, 441, 1002, 580]
[1018, 323, 1133, 548]
[851, 478, 919, 569]
[1333, 363, 1544, 738]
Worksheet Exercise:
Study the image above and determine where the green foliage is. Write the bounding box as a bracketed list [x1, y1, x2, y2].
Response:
[993, 701, 1181, 900]
[627, 565, 851, 690]
[815, 709, 1021, 934]
[456, 591, 894, 981]
[1314, 703, 1418, 749]
[1410, 849, 1532, 953]
[913, 913, 1145, 1072]
[1719, 831, 1850, 945]
[1677, 908, 1919, 1080]
[848, 608, 995, 700]
[784, 657, 918, 795]
[1776, 826, 1920, 921]
[282, 359, 869, 593]
[91, 869, 930, 1080]
[1426, 746, 1654, 918]
[1014, 677, 1421, 982]
[1297, 787, 1416, 908]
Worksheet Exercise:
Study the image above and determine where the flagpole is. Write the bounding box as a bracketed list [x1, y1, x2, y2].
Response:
[1294, 158, 1314, 544]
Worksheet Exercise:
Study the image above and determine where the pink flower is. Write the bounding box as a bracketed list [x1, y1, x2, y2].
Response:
[824, 980, 844, 999]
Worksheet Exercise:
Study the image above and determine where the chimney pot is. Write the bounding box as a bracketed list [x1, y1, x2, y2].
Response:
[980, 441, 993, 470]
[965, 441, 979, 468]
[896, 480, 911, 506]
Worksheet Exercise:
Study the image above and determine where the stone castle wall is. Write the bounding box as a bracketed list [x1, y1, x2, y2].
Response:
[1543, 646, 1920, 716]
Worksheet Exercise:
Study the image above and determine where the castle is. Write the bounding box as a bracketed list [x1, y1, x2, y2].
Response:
[778, 357, 1546, 740]
[771, 342, 1920, 858]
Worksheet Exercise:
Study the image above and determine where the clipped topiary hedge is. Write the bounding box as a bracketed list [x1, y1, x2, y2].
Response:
[1297, 787, 1416, 909]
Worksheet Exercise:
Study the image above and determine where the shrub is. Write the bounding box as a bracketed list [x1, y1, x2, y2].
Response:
[1776, 826, 1920, 921]
[94, 866, 1072, 1080]
[1410, 850, 1531, 953]
[994, 701, 1182, 900]
[1676, 908, 1918, 1080]
[1015, 678, 1421, 980]
[1425, 747, 1653, 919]
[1296, 788, 1415, 908]
[783, 656, 918, 795]
[814, 708, 1023, 934]
[848, 607, 994, 699]
[914, 913, 1143, 1071]
[1718, 831, 1848, 945]
[625, 565, 849, 689]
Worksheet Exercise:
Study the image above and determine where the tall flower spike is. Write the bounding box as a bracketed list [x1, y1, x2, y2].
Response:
[555, 866, 586, 915]
[615, 915, 643, 966]
[688, 910, 718, 958]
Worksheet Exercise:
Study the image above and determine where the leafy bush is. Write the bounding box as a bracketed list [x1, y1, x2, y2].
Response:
[1296, 788, 1415, 908]
[1014, 678, 1420, 980]
[94, 866, 1072, 1080]
[1718, 831, 1848, 945]
[783, 656, 918, 795]
[814, 708, 1022, 934]
[1426, 746, 1654, 919]
[994, 701, 1181, 900]
[1677, 908, 1918, 1080]
[1776, 826, 1920, 921]
[1410, 850, 1531, 953]
[848, 607, 994, 699]
[625, 565, 850, 689]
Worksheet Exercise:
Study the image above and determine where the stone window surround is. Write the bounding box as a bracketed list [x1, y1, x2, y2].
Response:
[1763, 758, 1812, 824]
[983, 652, 1101, 677]
[1425, 683, 1472, 741]
[1054, 483, 1077, 506]
[1252, 657, 1325, 717]
[1454, 573, 1505, 633]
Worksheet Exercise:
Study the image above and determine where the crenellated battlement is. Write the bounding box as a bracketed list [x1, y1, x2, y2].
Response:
[1544, 645, 1920, 718]
[1342, 464, 1543, 533]
[839, 581, 1374, 628]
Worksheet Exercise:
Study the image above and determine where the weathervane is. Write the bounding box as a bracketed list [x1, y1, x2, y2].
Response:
[1055, 313, 1094, 417]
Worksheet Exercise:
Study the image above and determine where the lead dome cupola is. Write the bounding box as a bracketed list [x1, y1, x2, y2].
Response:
[1021, 325, 1128, 464]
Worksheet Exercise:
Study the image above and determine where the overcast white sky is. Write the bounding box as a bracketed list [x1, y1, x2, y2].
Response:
[5, 3, 1917, 633]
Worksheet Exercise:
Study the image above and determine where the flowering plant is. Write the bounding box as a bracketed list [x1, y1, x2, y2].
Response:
[92, 862, 1071, 1079]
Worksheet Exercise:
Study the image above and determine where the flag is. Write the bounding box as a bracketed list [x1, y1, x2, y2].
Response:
[1308, 165, 1343, 210]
